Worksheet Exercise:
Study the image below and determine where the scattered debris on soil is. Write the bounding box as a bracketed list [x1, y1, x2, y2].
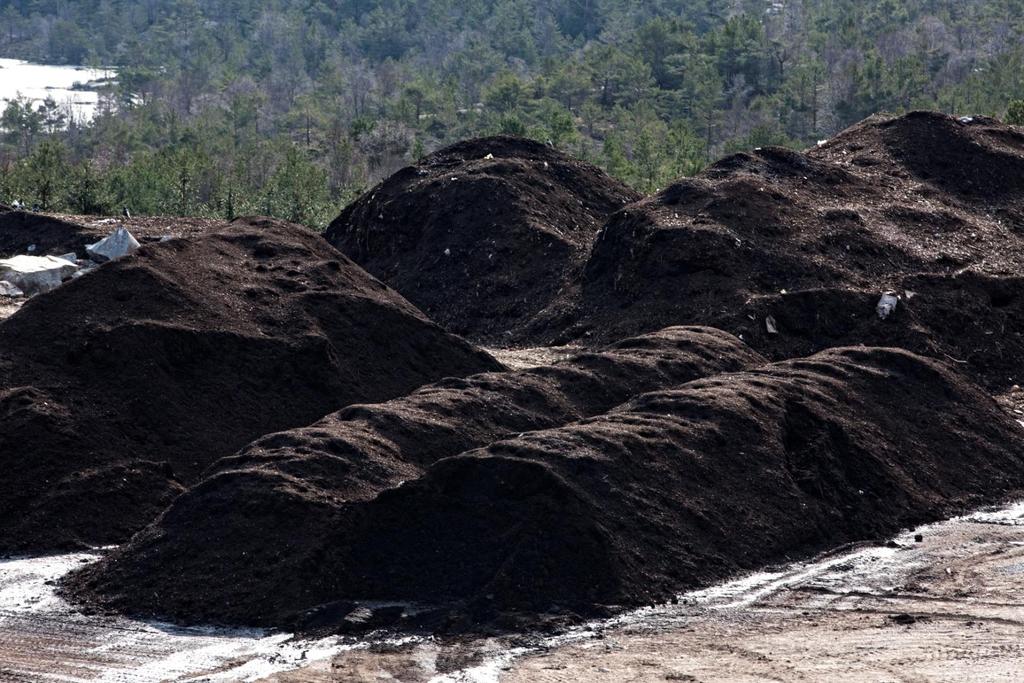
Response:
[69, 347, 1024, 631]
[0, 207, 223, 259]
[0, 280, 23, 298]
[497, 501, 1024, 683]
[0, 217, 499, 553]
[65, 327, 764, 626]
[324, 136, 640, 341]
[0, 210, 96, 258]
[558, 112, 1024, 389]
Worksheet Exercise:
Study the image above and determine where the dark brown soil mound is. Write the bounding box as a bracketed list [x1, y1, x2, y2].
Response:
[64, 327, 764, 626]
[0, 210, 92, 257]
[147, 347, 1018, 631]
[317, 348, 1022, 619]
[0, 210, 226, 258]
[567, 112, 1024, 388]
[324, 136, 640, 341]
[0, 217, 499, 553]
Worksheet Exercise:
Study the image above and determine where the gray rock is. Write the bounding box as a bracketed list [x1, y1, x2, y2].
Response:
[87, 227, 140, 263]
[0, 280, 24, 297]
[0, 255, 79, 295]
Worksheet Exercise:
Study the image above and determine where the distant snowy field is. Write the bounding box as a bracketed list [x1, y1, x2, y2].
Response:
[0, 58, 112, 123]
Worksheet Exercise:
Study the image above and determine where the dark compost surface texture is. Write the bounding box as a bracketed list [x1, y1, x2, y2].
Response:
[324, 136, 640, 342]
[67, 347, 1024, 631]
[0, 217, 499, 553]
[65, 327, 764, 626]
[568, 113, 1024, 389]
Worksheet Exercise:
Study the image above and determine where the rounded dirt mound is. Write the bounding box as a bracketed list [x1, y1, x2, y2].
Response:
[570, 112, 1024, 388]
[0, 217, 500, 553]
[0, 211, 224, 259]
[64, 327, 764, 626]
[0, 210, 92, 257]
[69, 347, 1024, 632]
[263, 348, 1024, 626]
[324, 136, 640, 341]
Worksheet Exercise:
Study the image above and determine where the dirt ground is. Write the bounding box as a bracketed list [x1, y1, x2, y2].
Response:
[0, 300, 20, 321]
[1, 445, 1023, 682]
[263, 499, 1024, 682]
[500, 506, 1024, 683]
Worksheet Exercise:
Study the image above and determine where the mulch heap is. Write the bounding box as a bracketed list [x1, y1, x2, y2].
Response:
[64, 327, 764, 626]
[324, 136, 640, 342]
[0, 209, 225, 259]
[558, 112, 1024, 389]
[0, 217, 499, 553]
[67, 346, 1024, 632]
[0, 210, 95, 258]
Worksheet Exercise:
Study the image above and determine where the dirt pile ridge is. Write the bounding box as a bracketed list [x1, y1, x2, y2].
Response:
[70, 347, 1024, 631]
[0, 217, 499, 553]
[0, 210, 225, 259]
[324, 136, 640, 341]
[258, 348, 1022, 628]
[555, 112, 1024, 388]
[64, 327, 764, 626]
[316, 348, 1022, 620]
[0, 210, 95, 258]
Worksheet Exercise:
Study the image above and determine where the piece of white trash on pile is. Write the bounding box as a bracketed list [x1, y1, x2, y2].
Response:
[87, 226, 140, 263]
[877, 292, 899, 320]
[765, 315, 778, 335]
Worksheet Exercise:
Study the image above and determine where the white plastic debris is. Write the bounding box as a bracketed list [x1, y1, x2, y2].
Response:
[86, 226, 140, 263]
[0, 255, 79, 295]
[958, 116, 974, 124]
[484, 153, 494, 160]
[443, 248, 451, 256]
[765, 315, 779, 335]
[876, 292, 899, 320]
[0, 280, 23, 297]
[816, 139, 829, 147]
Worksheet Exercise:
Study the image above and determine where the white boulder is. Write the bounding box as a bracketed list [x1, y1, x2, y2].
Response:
[0, 255, 79, 295]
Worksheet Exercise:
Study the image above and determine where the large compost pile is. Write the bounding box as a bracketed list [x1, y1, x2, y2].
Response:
[0, 217, 499, 552]
[66, 327, 764, 625]
[324, 136, 640, 341]
[30, 112, 1024, 636]
[68, 347, 1024, 630]
[574, 112, 1024, 388]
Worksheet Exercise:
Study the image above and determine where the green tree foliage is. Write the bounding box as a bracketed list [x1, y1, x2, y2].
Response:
[0, 0, 1022, 227]
[1007, 100, 1024, 125]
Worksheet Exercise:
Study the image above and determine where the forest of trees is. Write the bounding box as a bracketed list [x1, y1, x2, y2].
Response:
[1, 0, 1024, 227]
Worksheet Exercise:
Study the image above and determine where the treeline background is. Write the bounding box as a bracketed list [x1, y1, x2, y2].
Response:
[1, 0, 1023, 227]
